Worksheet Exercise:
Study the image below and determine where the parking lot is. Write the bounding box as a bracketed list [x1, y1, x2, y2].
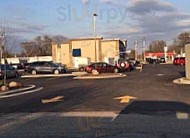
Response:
[1, 64, 190, 137]
[0, 64, 189, 112]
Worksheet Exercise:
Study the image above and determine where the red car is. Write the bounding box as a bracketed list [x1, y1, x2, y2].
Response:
[117, 59, 131, 71]
[85, 62, 119, 73]
[173, 57, 186, 65]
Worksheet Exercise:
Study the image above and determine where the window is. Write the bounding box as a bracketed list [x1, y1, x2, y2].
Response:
[73, 49, 81, 57]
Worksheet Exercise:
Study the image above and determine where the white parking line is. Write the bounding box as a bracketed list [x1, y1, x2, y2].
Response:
[0, 87, 43, 99]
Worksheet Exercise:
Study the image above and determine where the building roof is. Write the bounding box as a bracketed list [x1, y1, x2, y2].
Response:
[145, 52, 176, 57]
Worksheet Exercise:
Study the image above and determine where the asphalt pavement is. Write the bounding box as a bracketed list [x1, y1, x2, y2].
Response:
[0, 64, 190, 138]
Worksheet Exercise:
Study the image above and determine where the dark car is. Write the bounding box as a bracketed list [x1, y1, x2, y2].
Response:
[0, 64, 19, 79]
[85, 62, 119, 73]
[159, 58, 166, 63]
[173, 57, 186, 65]
[147, 58, 160, 64]
[26, 61, 67, 75]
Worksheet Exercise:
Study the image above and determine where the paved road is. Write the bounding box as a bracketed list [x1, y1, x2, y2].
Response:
[0, 64, 190, 138]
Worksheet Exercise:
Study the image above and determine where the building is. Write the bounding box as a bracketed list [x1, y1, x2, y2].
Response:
[185, 44, 190, 80]
[145, 52, 176, 62]
[52, 37, 127, 68]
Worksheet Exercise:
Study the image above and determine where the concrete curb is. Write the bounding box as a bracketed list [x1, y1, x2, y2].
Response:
[21, 74, 74, 78]
[0, 85, 36, 95]
[21, 72, 88, 79]
[173, 77, 190, 85]
[73, 73, 127, 80]
[0, 87, 43, 99]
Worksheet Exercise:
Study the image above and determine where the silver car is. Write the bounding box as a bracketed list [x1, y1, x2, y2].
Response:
[0, 64, 19, 79]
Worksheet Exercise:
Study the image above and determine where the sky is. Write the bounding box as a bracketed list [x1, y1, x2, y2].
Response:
[0, 0, 190, 52]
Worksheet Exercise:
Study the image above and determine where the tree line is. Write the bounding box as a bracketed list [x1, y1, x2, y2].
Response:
[20, 35, 68, 57]
[147, 32, 190, 53]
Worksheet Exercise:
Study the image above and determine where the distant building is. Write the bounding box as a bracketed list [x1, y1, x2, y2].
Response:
[52, 37, 127, 68]
[145, 52, 176, 62]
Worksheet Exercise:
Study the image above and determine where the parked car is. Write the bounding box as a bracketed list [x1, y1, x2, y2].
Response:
[159, 58, 166, 63]
[55, 63, 67, 73]
[11, 63, 24, 70]
[147, 58, 160, 64]
[173, 57, 186, 65]
[0, 64, 19, 79]
[85, 62, 119, 73]
[26, 61, 67, 75]
[128, 58, 140, 66]
[117, 59, 132, 72]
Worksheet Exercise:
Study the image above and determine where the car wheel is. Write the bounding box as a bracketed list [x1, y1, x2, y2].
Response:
[31, 70, 37, 75]
[54, 69, 60, 75]
[114, 68, 119, 73]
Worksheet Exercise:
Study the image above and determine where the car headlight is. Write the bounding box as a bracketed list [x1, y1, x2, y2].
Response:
[121, 63, 125, 67]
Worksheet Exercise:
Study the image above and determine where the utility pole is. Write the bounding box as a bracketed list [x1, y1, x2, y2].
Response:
[135, 40, 138, 60]
[0, 32, 5, 64]
[93, 13, 98, 69]
[0, 32, 7, 85]
[143, 36, 146, 63]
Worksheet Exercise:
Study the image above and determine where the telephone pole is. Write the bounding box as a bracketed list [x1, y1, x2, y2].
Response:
[0, 32, 5, 64]
[143, 36, 146, 62]
[0, 32, 7, 84]
[135, 40, 138, 60]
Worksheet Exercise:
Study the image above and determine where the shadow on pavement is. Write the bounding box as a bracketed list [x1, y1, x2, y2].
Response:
[119, 101, 190, 115]
[1, 101, 190, 137]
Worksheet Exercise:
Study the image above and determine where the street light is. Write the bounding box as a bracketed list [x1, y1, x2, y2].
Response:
[0, 32, 5, 64]
[0, 32, 7, 85]
[93, 13, 98, 70]
[93, 13, 98, 64]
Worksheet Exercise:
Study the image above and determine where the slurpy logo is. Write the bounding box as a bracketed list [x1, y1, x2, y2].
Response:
[57, 2, 128, 23]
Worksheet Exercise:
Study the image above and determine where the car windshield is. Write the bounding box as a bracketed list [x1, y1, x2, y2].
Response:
[1, 1, 190, 138]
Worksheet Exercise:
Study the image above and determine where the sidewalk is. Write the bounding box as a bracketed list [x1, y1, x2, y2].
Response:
[173, 77, 190, 85]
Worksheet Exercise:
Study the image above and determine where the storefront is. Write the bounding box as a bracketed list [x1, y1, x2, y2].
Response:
[145, 52, 176, 62]
[52, 37, 127, 68]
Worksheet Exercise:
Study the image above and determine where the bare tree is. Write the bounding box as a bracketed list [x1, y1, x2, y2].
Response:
[52, 35, 68, 44]
[0, 21, 21, 57]
[169, 32, 190, 54]
[21, 35, 53, 57]
[147, 40, 166, 53]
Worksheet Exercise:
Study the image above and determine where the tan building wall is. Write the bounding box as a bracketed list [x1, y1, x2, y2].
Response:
[101, 40, 119, 64]
[61, 43, 71, 66]
[52, 38, 126, 68]
[71, 39, 101, 63]
[52, 43, 57, 62]
[185, 44, 190, 79]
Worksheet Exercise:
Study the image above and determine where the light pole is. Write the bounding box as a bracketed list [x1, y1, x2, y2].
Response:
[93, 13, 98, 64]
[0, 32, 5, 64]
[0, 32, 7, 85]
[143, 37, 146, 63]
[135, 40, 138, 60]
